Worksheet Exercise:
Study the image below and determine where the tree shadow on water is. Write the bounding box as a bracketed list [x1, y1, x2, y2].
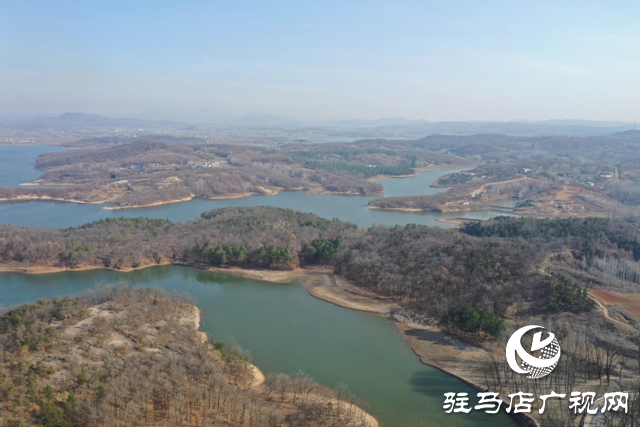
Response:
[410, 370, 477, 400]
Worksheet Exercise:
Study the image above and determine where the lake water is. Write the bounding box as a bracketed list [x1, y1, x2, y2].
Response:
[0, 266, 516, 427]
[0, 146, 517, 426]
[0, 159, 510, 229]
[0, 145, 69, 187]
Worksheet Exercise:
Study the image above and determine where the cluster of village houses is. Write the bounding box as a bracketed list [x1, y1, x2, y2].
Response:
[186, 160, 228, 168]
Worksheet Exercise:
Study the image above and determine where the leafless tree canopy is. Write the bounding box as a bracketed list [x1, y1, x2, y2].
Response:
[0, 286, 375, 427]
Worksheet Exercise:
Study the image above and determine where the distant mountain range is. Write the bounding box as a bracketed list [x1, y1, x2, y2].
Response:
[0, 111, 635, 137]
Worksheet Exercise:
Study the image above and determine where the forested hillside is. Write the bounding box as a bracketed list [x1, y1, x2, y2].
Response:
[461, 216, 640, 291]
[0, 286, 375, 427]
[3, 208, 640, 425]
[0, 207, 575, 327]
[333, 224, 542, 318]
[2, 208, 640, 331]
[0, 207, 355, 271]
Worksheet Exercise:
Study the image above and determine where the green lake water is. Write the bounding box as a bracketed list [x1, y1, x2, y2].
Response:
[0, 266, 516, 427]
[0, 146, 517, 426]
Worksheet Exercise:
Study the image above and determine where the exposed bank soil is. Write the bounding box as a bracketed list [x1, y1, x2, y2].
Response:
[368, 173, 418, 182]
[394, 322, 492, 387]
[0, 261, 174, 275]
[0, 184, 383, 209]
[104, 196, 196, 209]
[303, 279, 500, 398]
[106, 187, 290, 209]
[303, 270, 399, 315]
[367, 205, 425, 212]
[248, 364, 266, 388]
[331, 401, 379, 427]
[208, 266, 399, 315]
[0, 195, 107, 204]
[206, 266, 311, 283]
[213, 267, 534, 426]
[212, 268, 494, 379]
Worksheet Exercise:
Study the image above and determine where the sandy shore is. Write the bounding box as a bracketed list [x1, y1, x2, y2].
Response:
[20, 181, 77, 186]
[248, 364, 266, 388]
[304, 271, 399, 315]
[0, 185, 377, 209]
[367, 205, 431, 212]
[303, 183, 382, 196]
[368, 203, 510, 214]
[417, 164, 472, 172]
[104, 188, 290, 209]
[0, 261, 177, 275]
[0, 195, 106, 204]
[207, 266, 398, 315]
[207, 266, 310, 282]
[104, 196, 196, 210]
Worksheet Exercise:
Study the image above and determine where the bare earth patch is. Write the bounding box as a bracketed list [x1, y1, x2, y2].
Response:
[590, 289, 640, 320]
[590, 289, 634, 305]
[395, 322, 491, 389]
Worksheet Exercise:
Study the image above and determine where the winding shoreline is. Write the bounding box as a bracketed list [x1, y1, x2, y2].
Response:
[203, 266, 536, 426]
[0, 262, 530, 426]
[1, 164, 466, 210]
[0, 262, 497, 390]
[0, 195, 107, 205]
[0, 187, 383, 210]
[1, 263, 380, 427]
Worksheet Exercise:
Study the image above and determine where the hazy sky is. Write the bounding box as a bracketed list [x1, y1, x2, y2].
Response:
[1, 0, 638, 121]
